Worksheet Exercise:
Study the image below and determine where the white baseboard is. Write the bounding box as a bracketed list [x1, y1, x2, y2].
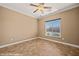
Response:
[0, 37, 38, 48]
[0, 37, 79, 49]
[38, 37, 79, 48]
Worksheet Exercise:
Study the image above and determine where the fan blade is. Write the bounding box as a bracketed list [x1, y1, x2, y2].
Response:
[44, 7, 52, 9]
[33, 9, 38, 13]
[30, 4, 38, 7]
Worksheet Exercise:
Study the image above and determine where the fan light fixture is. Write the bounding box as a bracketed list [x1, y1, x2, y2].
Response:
[30, 3, 52, 14]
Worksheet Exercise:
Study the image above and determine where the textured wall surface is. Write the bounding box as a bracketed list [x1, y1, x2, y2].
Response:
[38, 7, 79, 45]
[0, 6, 37, 44]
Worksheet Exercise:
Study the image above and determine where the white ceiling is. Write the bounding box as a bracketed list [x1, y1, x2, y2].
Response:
[0, 3, 79, 18]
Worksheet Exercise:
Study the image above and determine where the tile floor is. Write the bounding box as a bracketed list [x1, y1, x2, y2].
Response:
[0, 38, 79, 56]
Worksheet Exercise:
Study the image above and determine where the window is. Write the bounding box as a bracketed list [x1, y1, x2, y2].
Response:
[45, 18, 61, 38]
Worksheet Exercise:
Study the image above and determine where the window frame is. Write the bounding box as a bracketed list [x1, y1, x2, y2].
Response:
[44, 18, 61, 38]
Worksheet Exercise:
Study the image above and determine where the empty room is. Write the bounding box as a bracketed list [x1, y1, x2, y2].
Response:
[0, 3, 79, 56]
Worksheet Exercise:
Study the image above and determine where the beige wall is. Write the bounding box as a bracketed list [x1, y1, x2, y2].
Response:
[0, 5, 79, 45]
[38, 7, 79, 45]
[0, 9, 3, 42]
[0, 6, 37, 44]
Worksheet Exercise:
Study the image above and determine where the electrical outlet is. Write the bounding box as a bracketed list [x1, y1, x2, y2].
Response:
[11, 38, 14, 40]
[62, 38, 64, 40]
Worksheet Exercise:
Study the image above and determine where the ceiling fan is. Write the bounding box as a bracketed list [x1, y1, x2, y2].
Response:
[30, 3, 52, 13]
